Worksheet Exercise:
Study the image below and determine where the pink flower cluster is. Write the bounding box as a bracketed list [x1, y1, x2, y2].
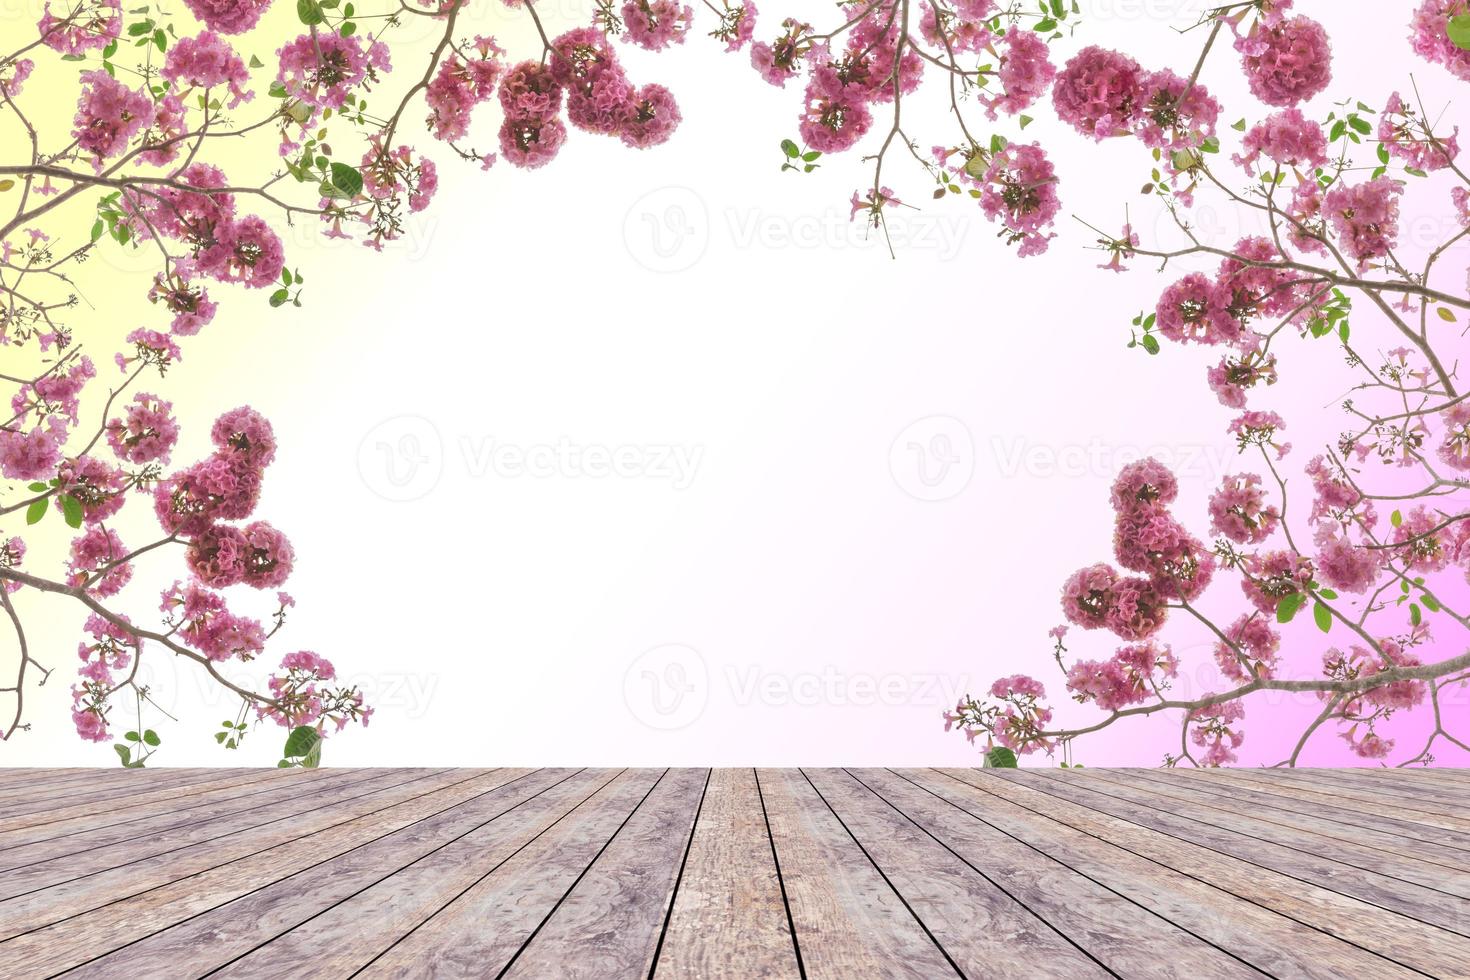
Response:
[105, 393, 180, 465]
[126, 162, 286, 295]
[72, 70, 152, 167]
[276, 31, 391, 112]
[1208, 473, 1280, 545]
[1233, 106, 1328, 171]
[621, 0, 693, 51]
[182, 0, 272, 35]
[1379, 91, 1460, 172]
[975, 142, 1060, 257]
[496, 28, 682, 168]
[983, 30, 1056, 120]
[424, 36, 504, 144]
[1061, 459, 1214, 643]
[1066, 641, 1178, 712]
[1187, 698, 1246, 766]
[1410, 0, 1470, 81]
[1233, 14, 1332, 106]
[1323, 177, 1404, 271]
[1155, 235, 1304, 352]
[37, 0, 120, 56]
[161, 31, 252, 109]
[153, 406, 275, 539]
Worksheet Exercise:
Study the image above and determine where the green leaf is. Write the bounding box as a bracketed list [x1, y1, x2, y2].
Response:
[153, 28, 166, 52]
[25, 498, 47, 525]
[248, 54, 264, 68]
[124, 730, 140, 741]
[114, 744, 131, 766]
[1449, 14, 1470, 52]
[1437, 307, 1456, 322]
[1313, 602, 1332, 634]
[1033, 17, 1057, 31]
[1390, 509, 1403, 528]
[59, 495, 84, 528]
[143, 729, 160, 747]
[1317, 588, 1338, 600]
[328, 161, 363, 197]
[1410, 603, 1423, 626]
[283, 724, 321, 760]
[1422, 594, 1442, 612]
[1276, 592, 1306, 624]
[26, 482, 47, 493]
[269, 288, 290, 308]
[983, 746, 1018, 769]
[297, 0, 325, 24]
[780, 139, 799, 159]
[1140, 334, 1161, 355]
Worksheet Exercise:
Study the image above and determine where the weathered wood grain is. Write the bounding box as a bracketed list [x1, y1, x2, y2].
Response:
[0, 767, 1462, 977]
[208, 770, 622, 978]
[1132, 767, 1470, 865]
[66, 769, 583, 978]
[852, 768, 1256, 978]
[1027, 769, 1470, 936]
[0, 768, 377, 895]
[0, 768, 429, 915]
[0, 769, 501, 975]
[1080, 768, 1470, 898]
[654, 768, 801, 980]
[934, 768, 1424, 980]
[1229, 767, 1470, 818]
[1187, 767, 1470, 834]
[0, 768, 257, 826]
[755, 768, 961, 980]
[502, 768, 709, 979]
[357, 768, 666, 979]
[0, 768, 359, 867]
[803, 768, 1108, 979]
[986, 769, 1470, 978]
[1140, 767, 1470, 855]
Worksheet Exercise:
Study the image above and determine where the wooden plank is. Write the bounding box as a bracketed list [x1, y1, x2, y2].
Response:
[1140, 769, 1470, 852]
[984, 769, 1470, 978]
[0, 768, 340, 861]
[357, 768, 667, 978]
[1189, 768, 1470, 834]
[205, 769, 628, 979]
[1249, 768, 1470, 813]
[0, 769, 515, 977]
[0, 768, 241, 823]
[1084, 769, 1470, 898]
[0, 766, 235, 811]
[0, 768, 473, 944]
[654, 768, 801, 980]
[934, 769, 1425, 980]
[803, 768, 1108, 978]
[1134, 768, 1470, 863]
[502, 768, 710, 979]
[0, 768, 312, 832]
[1024, 769, 1470, 936]
[754, 768, 961, 979]
[851, 768, 1255, 977]
[0, 768, 378, 894]
[68, 768, 592, 978]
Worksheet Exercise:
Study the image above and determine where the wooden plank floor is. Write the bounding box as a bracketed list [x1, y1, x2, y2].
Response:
[0, 768, 1466, 978]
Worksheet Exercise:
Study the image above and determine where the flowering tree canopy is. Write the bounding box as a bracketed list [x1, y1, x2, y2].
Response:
[2, 0, 1468, 766]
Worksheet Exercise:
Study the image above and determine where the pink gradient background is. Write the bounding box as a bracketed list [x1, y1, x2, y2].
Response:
[3, 0, 1467, 768]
